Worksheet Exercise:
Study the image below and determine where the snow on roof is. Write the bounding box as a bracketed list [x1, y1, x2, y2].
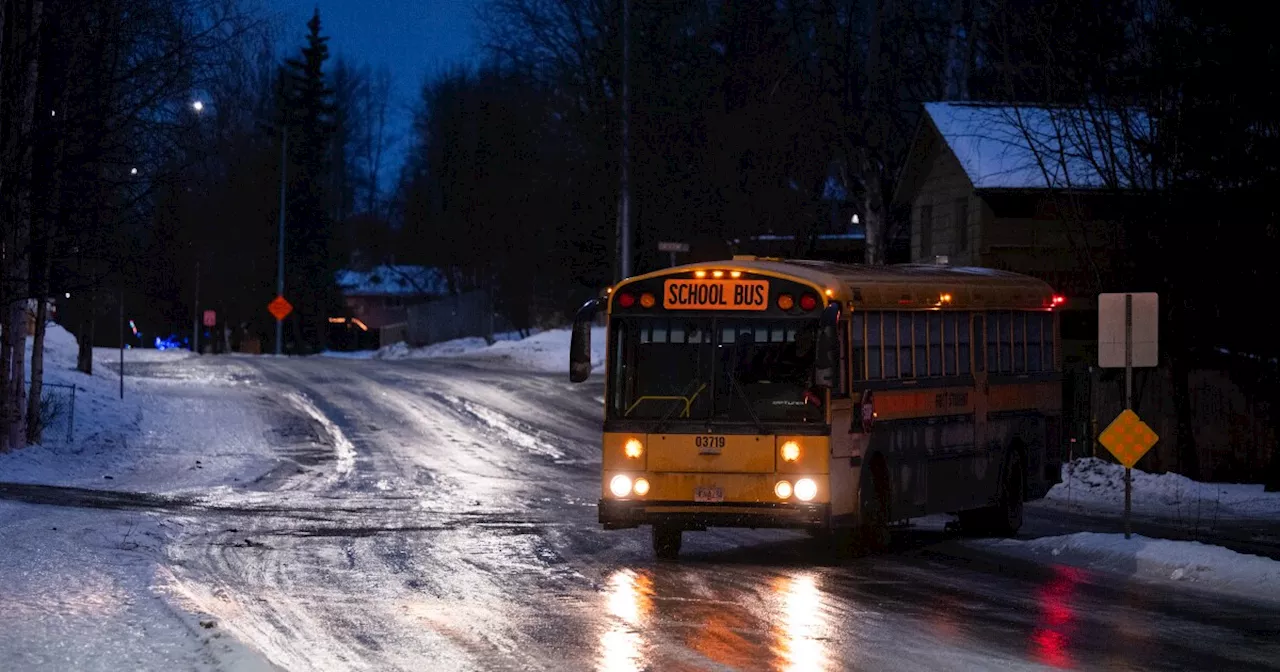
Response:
[336, 265, 447, 297]
[923, 102, 1152, 190]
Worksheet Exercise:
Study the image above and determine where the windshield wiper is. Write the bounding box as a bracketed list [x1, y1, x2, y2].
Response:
[726, 371, 769, 435]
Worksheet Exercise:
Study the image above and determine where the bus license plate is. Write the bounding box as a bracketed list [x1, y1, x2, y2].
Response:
[694, 486, 724, 503]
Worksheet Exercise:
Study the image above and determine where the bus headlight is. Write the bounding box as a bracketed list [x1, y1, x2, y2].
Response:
[780, 441, 801, 462]
[633, 478, 650, 496]
[624, 438, 644, 459]
[609, 475, 633, 497]
[774, 480, 793, 499]
[794, 478, 818, 502]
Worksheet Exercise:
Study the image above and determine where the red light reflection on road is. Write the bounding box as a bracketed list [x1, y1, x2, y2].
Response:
[1031, 566, 1083, 669]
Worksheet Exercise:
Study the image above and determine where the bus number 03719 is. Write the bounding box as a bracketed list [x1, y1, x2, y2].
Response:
[695, 436, 726, 453]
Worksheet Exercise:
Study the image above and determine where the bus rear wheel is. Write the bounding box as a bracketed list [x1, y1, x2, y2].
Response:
[960, 452, 1025, 537]
[653, 525, 682, 560]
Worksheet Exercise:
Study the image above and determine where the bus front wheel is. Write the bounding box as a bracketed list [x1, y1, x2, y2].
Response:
[653, 525, 682, 560]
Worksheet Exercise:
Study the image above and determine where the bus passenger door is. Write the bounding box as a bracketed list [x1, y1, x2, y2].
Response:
[970, 313, 990, 510]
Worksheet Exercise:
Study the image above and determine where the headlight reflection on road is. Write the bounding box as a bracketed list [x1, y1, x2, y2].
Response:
[598, 569, 653, 672]
[773, 572, 831, 672]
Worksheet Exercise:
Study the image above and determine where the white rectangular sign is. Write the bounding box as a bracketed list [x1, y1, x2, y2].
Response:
[1098, 292, 1158, 368]
[657, 241, 689, 253]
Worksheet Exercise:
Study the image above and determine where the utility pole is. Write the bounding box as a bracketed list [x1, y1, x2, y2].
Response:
[192, 261, 200, 354]
[276, 127, 287, 355]
[617, 0, 632, 283]
[119, 286, 124, 399]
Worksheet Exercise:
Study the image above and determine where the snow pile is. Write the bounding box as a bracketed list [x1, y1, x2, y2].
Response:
[363, 327, 607, 374]
[1, 324, 144, 482]
[374, 336, 490, 360]
[1046, 457, 1280, 520]
[972, 533, 1280, 607]
[462, 327, 605, 373]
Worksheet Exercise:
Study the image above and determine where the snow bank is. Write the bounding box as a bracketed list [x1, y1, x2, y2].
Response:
[2, 323, 278, 492]
[972, 532, 1280, 607]
[1, 324, 144, 482]
[357, 327, 608, 374]
[1046, 457, 1280, 520]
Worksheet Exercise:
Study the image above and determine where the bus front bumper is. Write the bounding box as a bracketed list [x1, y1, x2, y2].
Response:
[599, 500, 830, 531]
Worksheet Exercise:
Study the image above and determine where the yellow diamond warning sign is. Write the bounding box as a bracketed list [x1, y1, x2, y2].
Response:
[1098, 409, 1159, 469]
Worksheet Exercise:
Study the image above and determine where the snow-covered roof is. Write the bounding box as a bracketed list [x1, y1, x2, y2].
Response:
[923, 102, 1152, 190]
[336, 265, 447, 297]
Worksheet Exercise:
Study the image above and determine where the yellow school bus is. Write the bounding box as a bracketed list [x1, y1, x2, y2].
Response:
[569, 257, 1064, 559]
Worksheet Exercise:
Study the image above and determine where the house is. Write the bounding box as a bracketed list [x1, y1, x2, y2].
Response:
[893, 102, 1151, 359]
[334, 264, 448, 348]
[893, 102, 1149, 290]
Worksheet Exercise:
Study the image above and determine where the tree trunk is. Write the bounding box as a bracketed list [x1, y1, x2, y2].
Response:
[8, 302, 28, 449]
[77, 288, 94, 375]
[26, 297, 46, 444]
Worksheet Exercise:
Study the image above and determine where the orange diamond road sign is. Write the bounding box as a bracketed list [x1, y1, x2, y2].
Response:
[1098, 409, 1159, 468]
[268, 295, 293, 321]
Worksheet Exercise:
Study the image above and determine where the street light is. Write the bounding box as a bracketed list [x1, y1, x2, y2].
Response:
[191, 100, 204, 113]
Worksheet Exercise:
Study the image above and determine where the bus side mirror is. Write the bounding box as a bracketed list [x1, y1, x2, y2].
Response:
[569, 297, 603, 383]
[813, 304, 841, 389]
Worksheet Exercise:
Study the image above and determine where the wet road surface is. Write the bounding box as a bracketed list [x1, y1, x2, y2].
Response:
[72, 357, 1280, 669]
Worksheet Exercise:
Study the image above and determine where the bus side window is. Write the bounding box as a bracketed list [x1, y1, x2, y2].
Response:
[851, 313, 865, 381]
[958, 312, 972, 375]
[1045, 313, 1057, 371]
[1027, 312, 1043, 372]
[883, 312, 899, 378]
[928, 312, 943, 376]
[898, 312, 914, 378]
[914, 313, 927, 378]
[943, 312, 957, 376]
[984, 312, 997, 373]
[998, 311, 1013, 373]
[867, 312, 882, 379]
[1013, 312, 1027, 373]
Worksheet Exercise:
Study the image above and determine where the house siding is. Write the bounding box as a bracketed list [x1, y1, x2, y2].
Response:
[911, 145, 979, 265]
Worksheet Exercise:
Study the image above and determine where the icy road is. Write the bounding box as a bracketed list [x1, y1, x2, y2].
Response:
[6, 353, 1280, 671]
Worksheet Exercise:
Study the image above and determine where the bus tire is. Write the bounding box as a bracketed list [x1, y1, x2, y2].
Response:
[857, 460, 891, 554]
[960, 451, 1025, 537]
[653, 525, 682, 560]
[990, 451, 1025, 537]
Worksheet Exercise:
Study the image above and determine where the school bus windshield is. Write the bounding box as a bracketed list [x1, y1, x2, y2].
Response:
[608, 316, 824, 425]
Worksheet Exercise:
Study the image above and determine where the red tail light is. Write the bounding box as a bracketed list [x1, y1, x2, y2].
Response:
[617, 292, 635, 308]
[799, 294, 818, 311]
[1052, 294, 1066, 307]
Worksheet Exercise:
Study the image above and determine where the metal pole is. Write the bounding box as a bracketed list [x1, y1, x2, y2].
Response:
[617, 0, 632, 282]
[119, 287, 124, 400]
[1124, 293, 1133, 539]
[276, 127, 287, 355]
[193, 261, 200, 354]
[669, 251, 675, 268]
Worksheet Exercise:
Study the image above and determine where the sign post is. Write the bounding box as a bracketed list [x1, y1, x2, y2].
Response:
[657, 241, 689, 267]
[1097, 292, 1159, 538]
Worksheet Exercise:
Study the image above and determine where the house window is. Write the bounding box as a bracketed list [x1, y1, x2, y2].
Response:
[919, 204, 933, 259]
[954, 197, 969, 251]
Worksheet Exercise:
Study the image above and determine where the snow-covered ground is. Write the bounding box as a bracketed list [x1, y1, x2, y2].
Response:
[0, 323, 280, 671]
[2, 324, 278, 492]
[1045, 457, 1280, 522]
[327, 326, 608, 374]
[970, 532, 1280, 608]
[0, 502, 274, 672]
